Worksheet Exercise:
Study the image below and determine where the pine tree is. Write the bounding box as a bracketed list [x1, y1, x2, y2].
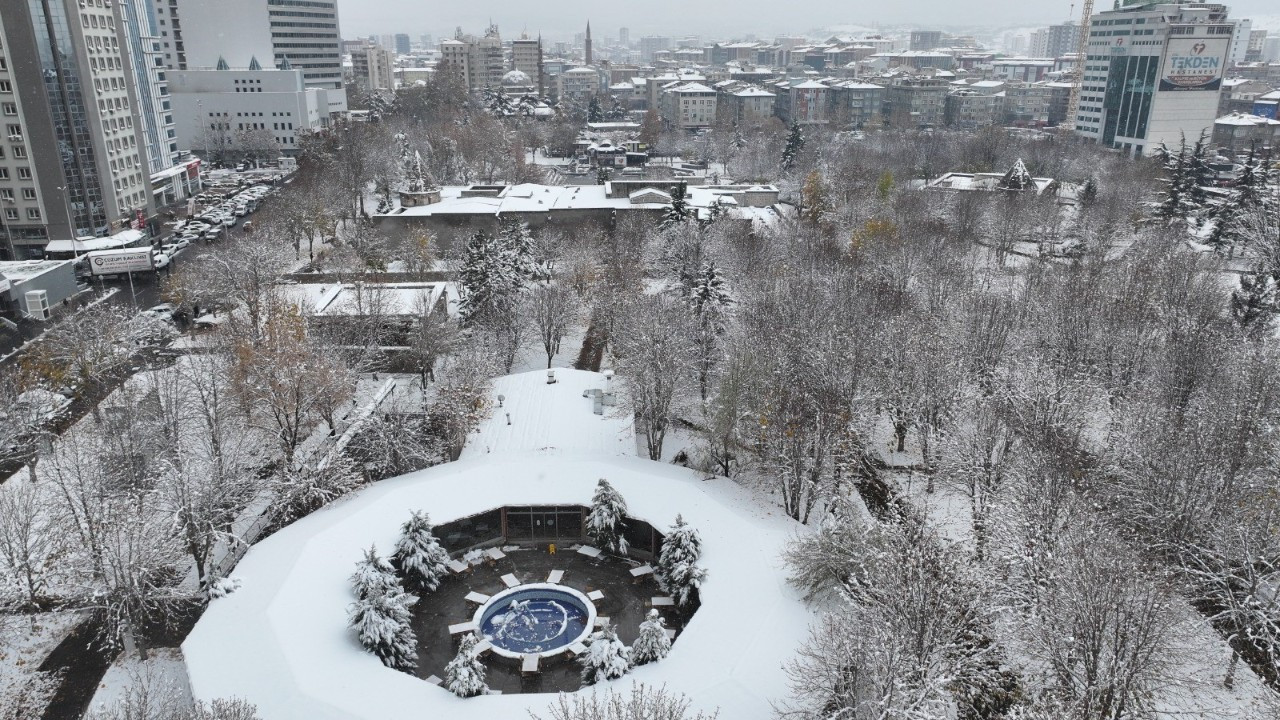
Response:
[392, 511, 450, 593]
[459, 229, 521, 323]
[656, 515, 707, 607]
[597, 166, 612, 185]
[1231, 265, 1278, 337]
[688, 261, 732, 316]
[801, 170, 832, 227]
[629, 609, 672, 666]
[586, 478, 629, 555]
[579, 621, 631, 684]
[499, 219, 544, 282]
[781, 121, 804, 171]
[1208, 147, 1271, 253]
[348, 583, 419, 673]
[445, 633, 489, 697]
[662, 182, 691, 228]
[588, 96, 604, 123]
[351, 545, 399, 602]
[1079, 177, 1098, 206]
[996, 158, 1033, 192]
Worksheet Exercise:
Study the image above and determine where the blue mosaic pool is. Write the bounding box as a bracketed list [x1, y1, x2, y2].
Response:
[476, 585, 594, 657]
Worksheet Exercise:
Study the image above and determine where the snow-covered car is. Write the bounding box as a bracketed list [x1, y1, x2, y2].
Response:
[233, 205, 248, 217]
[174, 237, 192, 250]
[142, 303, 178, 321]
[160, 242, 180, 256]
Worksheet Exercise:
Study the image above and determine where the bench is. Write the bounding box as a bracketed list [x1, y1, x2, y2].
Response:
[629, 564, 654, 581]
[547, 569, 564, 584]
[447, 559, 470, 574]
[577, 545, 602, 558]
[464, 591, 490, 606]
[594, 616, 610, 629]
[484, 547, 507, 563]
[650, 596, 675, 607]
[664, 628, 677, 641]
[501, 573, 521, 589]
[471, 639, 494, 658]
[568, 641, 587, 657]
[448, 621, 478, 637]
[587, 590, 604, 602]
[425, 675, 443, 686]
[487, 689, 503, 696]
[521, 654, 540, 675]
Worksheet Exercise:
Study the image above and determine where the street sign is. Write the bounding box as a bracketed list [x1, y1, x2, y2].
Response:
[87, 249, 153, 275]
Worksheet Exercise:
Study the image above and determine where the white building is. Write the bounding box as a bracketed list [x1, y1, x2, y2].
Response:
[1075, 2, 1237, 157]
[168, 68, 330, 159]
[153, 0, 347, 114]
[351, 44, 396, 92]
[660, 82, 718, 130]
[558, 67, 603, 106]
[437, 27, 505, 91]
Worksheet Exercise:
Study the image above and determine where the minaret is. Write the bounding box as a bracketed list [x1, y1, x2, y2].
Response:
[585, 20, 593, 65]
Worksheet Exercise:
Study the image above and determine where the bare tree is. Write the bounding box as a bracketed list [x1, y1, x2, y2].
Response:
[529, 682, 719, 720]
[0, 479, 62, 609]
[614, 294, 695, 461]
[529, 282, 578, 368]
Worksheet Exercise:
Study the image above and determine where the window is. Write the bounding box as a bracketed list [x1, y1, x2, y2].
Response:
[3, 208, 16, 220]
[0, 189, 11, 201]
[0, 81, 11, 93]
[21, 187, 35, 200]
[26, 208, 40, 220]
[2, 102, 18, 115]
[5, 123, 20, 139]
[17, 167, 31, 179]
[0, 168, 7, 179]
[12, 146, 24, 159]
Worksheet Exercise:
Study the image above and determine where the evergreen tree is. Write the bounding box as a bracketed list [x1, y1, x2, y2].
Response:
[350, 545, 398, 602]
[662, 182, 691, 228]
[1208, 147, 1271, 253]
[656, 515, 707, 607]
[445, 633, 490, 697]
[588, 96, 604, 123]
[688, 261, 732, 316]
[392, 511, 450, 593]
[1079, 177, 1098, 206]
[1231, 265, 1278, 337]
[781, 121, 805, 171]
[499, 219, 544, 282]
[348, 583, 419, 673]
[579, 620, 631, 684]
[586, 478, 629, 555]
[996, 158, 1033, 192]
[459, 230, 518, 323]
[597, 166, 612, 185]
[629, 609, 672, 666]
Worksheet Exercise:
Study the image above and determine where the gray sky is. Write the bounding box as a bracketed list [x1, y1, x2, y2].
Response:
[339, 1, 1278, 41]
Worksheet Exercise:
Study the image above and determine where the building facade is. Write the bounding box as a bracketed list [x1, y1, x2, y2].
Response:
[659, 82, 717, 130]
[351, 44, 395, 91]
[1075, 2, 1236, 157]
[168, 67, 329, 160]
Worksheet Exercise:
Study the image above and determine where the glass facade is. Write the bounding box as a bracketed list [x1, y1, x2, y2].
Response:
[28, 0, 106, 233]
[504, 506, 585, 542]
[1102, 55, 1158, 146]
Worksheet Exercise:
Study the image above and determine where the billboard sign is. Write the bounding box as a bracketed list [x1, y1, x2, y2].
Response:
[1159, 37, 1229, 92]
[87, 249, 153, 275]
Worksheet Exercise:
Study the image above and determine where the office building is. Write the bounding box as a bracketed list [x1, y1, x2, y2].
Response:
[153, 0, 346, 114]
[1075, 2, 1236, 157]
[394, 34, 411, 56]
[910, 30, 943, 51]
[511, 36, 544, 95]
[1030, 22, 1080, 58]
[0, 0, 157, 257]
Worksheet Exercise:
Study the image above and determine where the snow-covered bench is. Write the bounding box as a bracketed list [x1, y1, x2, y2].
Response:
[587, 589, 604, 602]
[547, 569, 564, 584]
[484, 547, 507, 563]
[650, 596, 675, 607]
[464, 591, 490, 606]
[425, 675, 443, 686]
[501, 573, 521, 589]
[629, 564, 654, 581]
[470, 639, 494, 658]
[577, 545, 602, 559]
[447, 559, 470, 575]
[593, 616, 610, 629]
[521, 654, 540, 675]
[568, 641, 587, 657]
[448, 621, 478, 637]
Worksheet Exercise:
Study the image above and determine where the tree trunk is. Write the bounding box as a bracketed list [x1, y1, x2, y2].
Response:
[1225, 648, 1239, 689]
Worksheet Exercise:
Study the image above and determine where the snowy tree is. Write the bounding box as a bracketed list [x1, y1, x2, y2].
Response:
[580, 620, 631, 685]
[351, 544, 399, 602]
[630, 609, 671, 666]
[586, 478, 629, 555]
[1230, 265, 1278, 337]
[655, 515, 707, 607]
[408, 297, 458, 384]
[614, 295, 695, 461]
[272, 455, 364, 525]
[392, 510, 450, 593]
[996, 158, 1033, 192]
[780, 121, 804, 171]
[0, 479, 60, 609]
[445, 633, 490, 697]
[529, 282, 578, 369]
[687, 261, 732, 405]
[348, 575, 418, 673]
[530, 683, 717, 720]
[662, 182, 692, 228]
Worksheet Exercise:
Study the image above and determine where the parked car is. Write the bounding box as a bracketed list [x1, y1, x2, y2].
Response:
[151, 252, 170, 270]
[142, 302, 178, 321]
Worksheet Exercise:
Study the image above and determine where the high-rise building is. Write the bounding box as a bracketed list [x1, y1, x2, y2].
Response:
[153, 0, 347, 114]
[639, 36, 671, 62]
[585, 21, 593, 66]
[619, 27, 630, 47]
[117, 0, 178, 175]
[1246, 29, 1267, 62]
[511, 36, 544, 94]
[910, 30, 943, 51]
[438, 26, 504, 91]
[351, 43, 396, 91]
[0, 0, 156, 256]
[1030, 22, 1079, 58]
[394, 34, 411, 56]
[1075, 2, 1236, 157]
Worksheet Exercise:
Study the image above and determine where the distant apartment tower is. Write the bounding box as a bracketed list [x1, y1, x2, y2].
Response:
[1246, 29, 1267, 62]
[351, 44, 396, 91]
[639, 36, 672, 61]
[1030, 22, 1079, 57]
[394, 34, 411, 55]
[439, 26, 505, 91]
[619, 27, 630, 47]
[153, 0, 347, 114]
[511, 36, 544, 94]
[0, 0, 157, 255]
[1075, 2, 1236, 157]
[910, 30, 943, 51]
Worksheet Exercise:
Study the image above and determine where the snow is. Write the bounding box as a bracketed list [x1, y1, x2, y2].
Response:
[183, 376, 811, 720]
[459, 369, 634, 459]
[85, 647, 193, 716]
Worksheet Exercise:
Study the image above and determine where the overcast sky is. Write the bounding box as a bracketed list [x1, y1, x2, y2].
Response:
[339, 1, 1279, 41]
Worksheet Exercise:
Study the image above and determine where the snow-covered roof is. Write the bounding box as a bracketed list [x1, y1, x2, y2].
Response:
[0, 259, 74, 283]
[183, 370, 811, 720]
[668, 82, 716, 93]
[732, 86, 775, 97]
[792, 80, 829, 89]
[44, 229, 147, 254]
[1215, 112, 1280, 127]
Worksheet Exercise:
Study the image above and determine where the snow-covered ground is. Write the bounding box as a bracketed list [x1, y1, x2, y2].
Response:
[0, 611, 83, 714]
[184, 370, 813, 719]
[84, 647, 193, 717]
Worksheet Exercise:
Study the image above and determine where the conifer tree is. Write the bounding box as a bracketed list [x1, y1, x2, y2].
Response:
[445, 634, 490, 697]
[630, 609, 672, 666]
[392, 511, 450, 593]
[586, 478, 629, 555]
[579, 621, 631, 684]
[662, 182, 692, 228]
[781, 121, 805, 171]
[656, 515, 707, 607]
[348, 584, 419, 672]
[351, 545, 399, 602]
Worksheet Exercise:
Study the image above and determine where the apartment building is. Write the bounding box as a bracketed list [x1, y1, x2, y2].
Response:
[660, 82, 718, 130]
[0, 0, 156, 257]
[1075, 2, 1236, 157]
[438, 26, 504, 91]
[511, 36, 544, 94]
[351, 43, 395, 92]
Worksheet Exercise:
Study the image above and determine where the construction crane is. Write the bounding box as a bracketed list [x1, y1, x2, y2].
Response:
[1062, 0, 1096, 132]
